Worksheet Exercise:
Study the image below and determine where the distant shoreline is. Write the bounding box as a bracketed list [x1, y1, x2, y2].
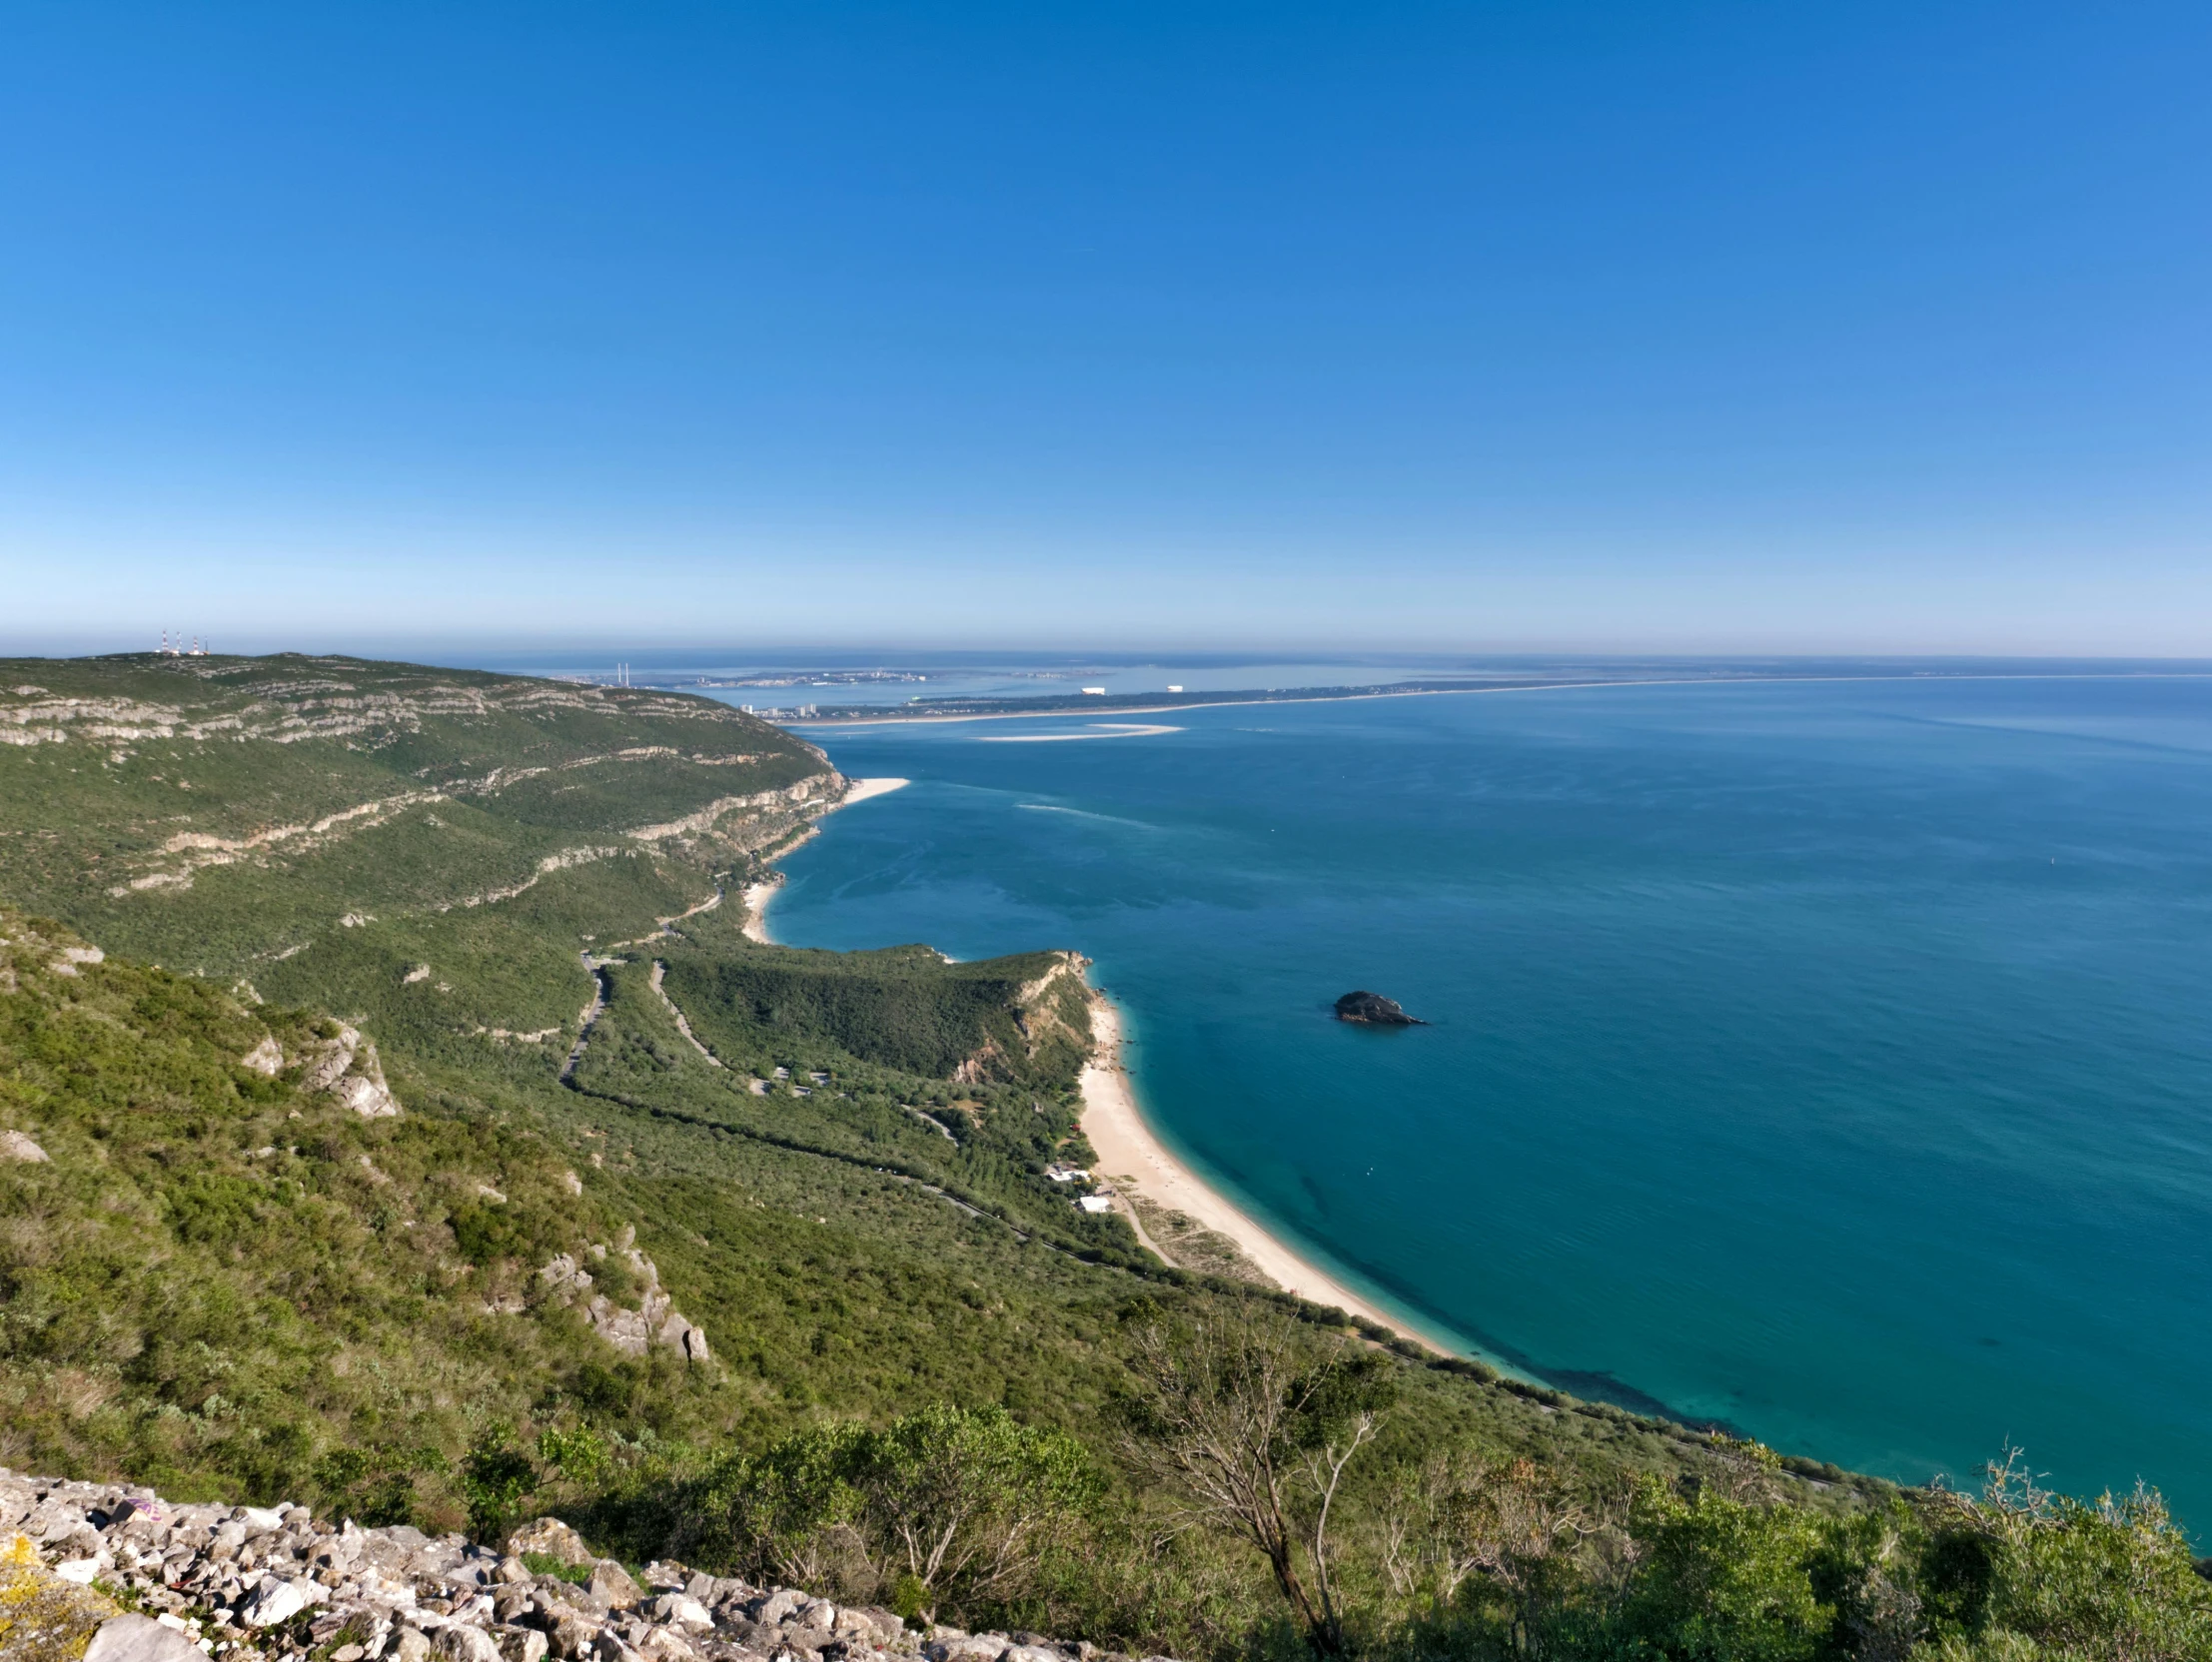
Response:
[741, 776, 908, 944]
[786, 668, 2212, 732]
[1079, 985, 1468, 1354]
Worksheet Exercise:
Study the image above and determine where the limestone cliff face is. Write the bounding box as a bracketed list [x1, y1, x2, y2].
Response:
[950, 953, 1093, 1086]
[622, 771, 839, 847]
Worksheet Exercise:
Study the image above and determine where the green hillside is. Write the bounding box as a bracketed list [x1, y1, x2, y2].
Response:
[3, 652, 2206, 1662]
[659, 940, 1095, 1087]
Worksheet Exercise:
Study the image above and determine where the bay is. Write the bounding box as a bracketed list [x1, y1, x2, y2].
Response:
[764, 675, 2212, 1522]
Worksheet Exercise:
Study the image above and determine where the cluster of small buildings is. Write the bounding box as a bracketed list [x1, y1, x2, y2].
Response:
[1045, 1164, 1116, 1215]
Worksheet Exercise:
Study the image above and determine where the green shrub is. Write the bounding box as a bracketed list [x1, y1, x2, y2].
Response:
[522, 1552, 593, 1585]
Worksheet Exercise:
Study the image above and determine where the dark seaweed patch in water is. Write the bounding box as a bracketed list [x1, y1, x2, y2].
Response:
[1543, 1368, 1746, 1436]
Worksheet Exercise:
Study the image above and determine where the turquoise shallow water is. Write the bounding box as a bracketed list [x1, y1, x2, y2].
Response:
[766, 678, 2212, 1524]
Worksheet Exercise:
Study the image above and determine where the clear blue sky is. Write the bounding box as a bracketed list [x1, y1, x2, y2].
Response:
[3, 1, 2207, 654]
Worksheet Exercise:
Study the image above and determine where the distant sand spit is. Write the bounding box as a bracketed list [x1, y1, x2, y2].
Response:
[838, 775, 912, 804]
[978, 723, 1182, 742]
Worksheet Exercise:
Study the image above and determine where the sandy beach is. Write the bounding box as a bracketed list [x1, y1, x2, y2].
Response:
[742, 776, 908, 944]
[1079, 990, 1460, 1352]
[836, 775, 913, 807]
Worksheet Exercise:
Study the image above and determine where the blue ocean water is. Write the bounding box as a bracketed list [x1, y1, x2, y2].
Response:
[765, 677, 2212, 1523]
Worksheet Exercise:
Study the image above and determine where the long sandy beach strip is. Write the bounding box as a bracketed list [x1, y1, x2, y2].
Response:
[742, 776, 908, 944]
[1080, 991, 1463, 1353]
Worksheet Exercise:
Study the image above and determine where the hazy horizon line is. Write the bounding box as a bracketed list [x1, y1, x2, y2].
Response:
[9, 636, 2212, 670]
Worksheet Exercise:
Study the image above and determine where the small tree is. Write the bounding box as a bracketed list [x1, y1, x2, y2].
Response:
[672, 1405, 1095, 1622]
[849, 1403, 1099, 1618]
[459, 1422, 540, 1545]
[1613, 1474, 1831, 1662]
[537, 1425, 611, 1489]
[678, 1420, 870, 1592]
[1915, 1449, 2212, 1661]
[1380, 1451, 1604, 1649]
[1118, 1303, 1396, 1657]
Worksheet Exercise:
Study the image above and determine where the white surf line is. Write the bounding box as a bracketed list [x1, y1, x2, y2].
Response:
[650, 960, 724, 1068]
[1013, 803, 1159, 829]
[978, 723, 1182, 743]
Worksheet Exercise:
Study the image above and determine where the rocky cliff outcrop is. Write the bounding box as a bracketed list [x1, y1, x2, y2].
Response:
[950, 954, 1092, 1086]
[539, 1231, 709, 1364]
[0, 1473, 1180, 1662]
[301, 1025, 405, 1119]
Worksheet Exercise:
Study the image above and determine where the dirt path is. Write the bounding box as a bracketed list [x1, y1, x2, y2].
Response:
[1113, 1189, 1181, 1266]
[557, 955, 613, 1083]
[650, 960, 724, 1068]
[898, 1103, 958, 1143]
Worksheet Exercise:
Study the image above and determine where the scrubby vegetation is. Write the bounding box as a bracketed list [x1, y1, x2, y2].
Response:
[602, 1308, 2212, 1661]
[3, 654, 2208, 1662]
[660, 942, 1093, 1088]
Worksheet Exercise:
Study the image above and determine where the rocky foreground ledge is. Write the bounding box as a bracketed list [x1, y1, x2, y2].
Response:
[1, 1471, 1168, 1662]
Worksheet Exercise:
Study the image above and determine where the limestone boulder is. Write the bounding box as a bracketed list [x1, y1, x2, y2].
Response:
[84, 1613, 205, 1662]
[506, 1517, 594, 1567]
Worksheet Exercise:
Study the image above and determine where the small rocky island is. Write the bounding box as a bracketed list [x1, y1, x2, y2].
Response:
[1334, 990, 1427, 1026]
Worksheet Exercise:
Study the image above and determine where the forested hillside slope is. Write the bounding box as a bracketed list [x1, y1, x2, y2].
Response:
[3, 654, 2205, 1662]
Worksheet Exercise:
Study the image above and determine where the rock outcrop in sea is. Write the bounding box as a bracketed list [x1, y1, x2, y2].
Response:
[0, 1471, 1177, 1662]
[1332, 991, 1425, 1026]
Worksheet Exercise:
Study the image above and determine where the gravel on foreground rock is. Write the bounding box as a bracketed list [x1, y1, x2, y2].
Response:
[1, 1471, 1179, 1662]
